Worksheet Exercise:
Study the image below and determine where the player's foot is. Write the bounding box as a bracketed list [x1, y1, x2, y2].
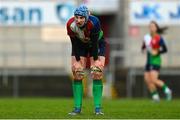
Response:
[68, 107, 81, 115]
[95, 107, 104, 115]
[165, 89, 172, 101]
[152, 94, 160, 102]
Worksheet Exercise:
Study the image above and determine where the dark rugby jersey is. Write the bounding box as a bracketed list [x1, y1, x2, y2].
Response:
[66, 15, 104, 61]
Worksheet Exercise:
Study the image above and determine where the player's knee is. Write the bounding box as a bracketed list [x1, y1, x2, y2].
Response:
[144, 76, 150, 83]
[151, 78, 158, 84]
[90, 66, 103, 79]
[72, 68, 85, 80]
[144, 78, 153, 85]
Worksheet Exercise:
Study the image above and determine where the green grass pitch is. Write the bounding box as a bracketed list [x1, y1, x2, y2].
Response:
[0, 98, 180, 119]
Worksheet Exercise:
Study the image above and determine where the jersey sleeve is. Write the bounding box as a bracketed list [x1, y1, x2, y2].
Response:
[66, 18, 80, 61]
[159, 37, 165, 46]
[70, 37, 80, 61]
[66, 18, 75, 37]
[159, 37, 168, 54]
[90, 16, 101, 60]
[91, 17, 101, 34]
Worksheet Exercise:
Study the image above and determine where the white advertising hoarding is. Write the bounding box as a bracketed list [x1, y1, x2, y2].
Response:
[129, 1, 180, 25]
[84, 0, 119, 14]
[0, 1, 76, 26]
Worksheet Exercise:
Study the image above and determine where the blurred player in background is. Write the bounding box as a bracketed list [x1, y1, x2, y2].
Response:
[66, 5, 106, 115]
[141, 21, 172, 102]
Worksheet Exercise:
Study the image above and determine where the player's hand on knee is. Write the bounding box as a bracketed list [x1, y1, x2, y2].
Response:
[90, 65, 103, 79]
[72, 62, 85, 79]
[73, 68, 84, 80]
[92, 60, 104, 71]
[90, 66, 102, 73]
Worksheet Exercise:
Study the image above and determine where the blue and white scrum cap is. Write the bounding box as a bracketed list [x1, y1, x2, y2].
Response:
[74, 5, 89, 23]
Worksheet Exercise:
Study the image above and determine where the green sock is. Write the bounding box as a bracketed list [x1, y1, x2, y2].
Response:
[93, 80, 103, 108]
[151, 90, 158, 96]
[72, 80, 83, 108]
[162, 84, 168, 93]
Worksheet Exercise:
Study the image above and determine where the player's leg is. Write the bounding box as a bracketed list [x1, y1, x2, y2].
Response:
[69, 56, 87, 115]
[144, 71, 160, 102]
[89, 38, 106, 114]
[90, 56, 105, 115]
[144, 64, 160, 101]
[150, 70, 172, 101]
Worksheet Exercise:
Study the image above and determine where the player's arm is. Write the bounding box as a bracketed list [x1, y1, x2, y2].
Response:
[158, 37, 168, 54]
[90, 33, 99, 60]
[70, 37, 81, 61]
[141, 41, 146, 53]
[66, 19, 81, 61]
[90, 17, 101, 61]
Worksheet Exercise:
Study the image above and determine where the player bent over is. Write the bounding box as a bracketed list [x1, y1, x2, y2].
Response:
[66, 5, 106, 115]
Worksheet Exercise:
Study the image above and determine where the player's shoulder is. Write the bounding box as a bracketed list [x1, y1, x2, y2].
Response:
[66, 17, 75, 26]
[88, 15, 100, 25]
[159, 35, 165, 42]
[144, 33, 151, 41]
